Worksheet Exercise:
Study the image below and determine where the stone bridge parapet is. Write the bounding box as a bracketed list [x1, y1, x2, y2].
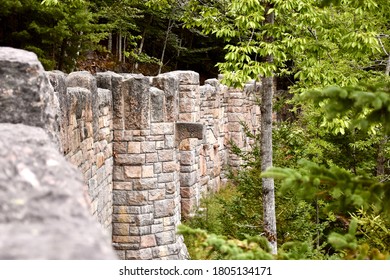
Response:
[0, 47, 260, 260]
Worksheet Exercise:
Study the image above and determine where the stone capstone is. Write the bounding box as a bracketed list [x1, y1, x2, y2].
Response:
[0, 47, 61, 147]
[0, 124, 117, 259]
[175, 122, 204, 145]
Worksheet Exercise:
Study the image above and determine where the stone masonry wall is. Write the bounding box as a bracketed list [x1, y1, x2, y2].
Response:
[0, 47, 260, 260]
[48, 71, 114, 239]
[0, 47, 116, 259]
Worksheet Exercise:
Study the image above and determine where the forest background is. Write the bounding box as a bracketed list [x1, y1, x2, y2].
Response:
[1, 0, 390, 259]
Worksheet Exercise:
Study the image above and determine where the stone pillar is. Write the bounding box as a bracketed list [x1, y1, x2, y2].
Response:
[199, 79, 228, 194]
[173, 71, 203, 218]
[48, 71, 114, 240]
[103, 72, 187, 260]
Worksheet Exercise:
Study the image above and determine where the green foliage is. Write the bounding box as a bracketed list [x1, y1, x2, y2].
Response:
[0, 0, 106, 71]
[351, 208, 390, 251]
[302, 81, 390, 133]
[328, 219, 390, 259]
[178, 225, 274, 260]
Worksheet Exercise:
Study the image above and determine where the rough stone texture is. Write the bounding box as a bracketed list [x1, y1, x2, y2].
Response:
[0, 47, 61, 147]
[0, 47, 261, 260]
[0, 124, 116, 259]
[49, 70, 114, 238]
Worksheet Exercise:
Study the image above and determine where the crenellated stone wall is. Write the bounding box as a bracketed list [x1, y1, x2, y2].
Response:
[48, 70, 114, 239]
[0, 47, 260, 260]
[0, 47, 116, 259]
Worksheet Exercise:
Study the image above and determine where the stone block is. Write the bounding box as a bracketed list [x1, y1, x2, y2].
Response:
[96, 152, 105, 168]
[127, 191, 149, 206]
[180, 150, 196, 165]
[133, 178, 157, 190]
[0, 48, 61, 146]
[140, 235, 157, 248]
[113, 182, 133, 190]
[152, 73, 179, 122]
[142, 165, 154, 178]
[179, 98, 196, 113]
[158, 150, 174, 162]
[158, 173, 174, 183]
[150, 87, 165, 122]
[127, 142, 141, 154]
[162, 161, 178, 173]
[112, 214, 136, 224]
[134, 213, 154, 226]
[165, 183, 176, 195]
[150, 123, 174, 135]
[126, 248, 152, 260]
[154, 162, 162, 174]
[164, 135, 175, 148]
[149, 189, 165, 201]
[113, 190, 127, 205]
[154, 199, 175, 218]
[180, 187, 197, 199]
[151, 224, 164, 234]
[129, 225, 152, 236]
[178, 112, 195, 122]
[179, 171, 198, 187]
[156, 231, 176, 246]
[124, 166, 142, 178]
[179, 87, 199, 103]
[152, 246, 170, 258]
[145, 152, 158, 163]
[171, 71, 199, 85]
[122, 77, 151, 130]
[116, 154, 145, 166]
[113, 166, 125, 181]
[175, 122, 204, 145]
[113, 223, 130, 236]
[112, 236, 140, 244]
[141, 141, 156, 153]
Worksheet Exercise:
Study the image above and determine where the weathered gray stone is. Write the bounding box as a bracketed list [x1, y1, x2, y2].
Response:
[150, 87, 165, 122]
[152, 73, 179, 122]
[154, 199, 175, 218]
[175, 122, 204, 145]
[170, 71, 199, 85]
[66, 71, 99, 140]
[0, 124, 116, 259]
[0, 47, 61, 147]
[122, 77, 151, 130]
[180, 171, 198, 187]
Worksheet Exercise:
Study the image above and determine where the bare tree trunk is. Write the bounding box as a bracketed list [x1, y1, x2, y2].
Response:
[123, 35, 126, 64]
[134, 15, 153, 72]
[261, 4, 277, 255]
[118, 31, 122, 63]
[385, 52, 390, 76]
[376, 136, 388, 176]
[261, 75, 277, 254]
[108, 33, 112, 53]
[158, 19, 174, 75]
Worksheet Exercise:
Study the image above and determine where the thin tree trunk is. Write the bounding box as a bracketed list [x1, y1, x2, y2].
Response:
[159, 19, 174, 75]
[134, 15, 153, 72]
[261, 4, 277, 255]
[376, 136, 387, 176]
[118, 31, 122, 63]
[108, 32, 112, 53]
[123, 35, 126, 64]
[385, 52, 390, 76]
[58, 39, 67, 71]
